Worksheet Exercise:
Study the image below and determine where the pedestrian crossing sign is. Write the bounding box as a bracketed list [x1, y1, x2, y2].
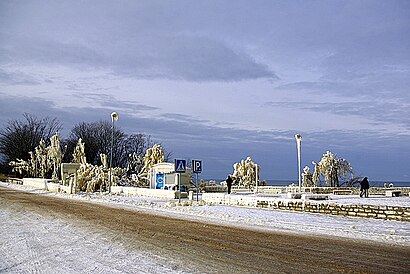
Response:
[174, 159, 186, 173]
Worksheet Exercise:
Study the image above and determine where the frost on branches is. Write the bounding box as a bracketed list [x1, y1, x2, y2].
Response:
[135, 144, 165, 185]
[76, 162, 125, 192]
[141, 144, 165, 173]
[72, 141, 124, 192]
[72, 138, 86, 164]
[311, 151, 354, 187]
[9, 132, 64, 180]
[232, 157, 260, 189]
[301, 166, 315, 187]
[48, 132, 63, 182]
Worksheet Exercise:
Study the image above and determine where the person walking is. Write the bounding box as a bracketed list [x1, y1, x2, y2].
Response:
[360, 177, 370, 198]
[226, 175, 233, 194]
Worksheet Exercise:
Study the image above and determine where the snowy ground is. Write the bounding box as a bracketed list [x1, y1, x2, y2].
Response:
[1, 181, 409, 247]
[0, 208, 189, 273]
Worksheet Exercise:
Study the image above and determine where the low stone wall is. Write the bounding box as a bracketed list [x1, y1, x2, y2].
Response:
[22, 178, 50, 190]
[255, 186, 410, 196]
[47, 182, 61, 193]
[16, 178, 184, 199]
[59, 185, 73, 194]
[202, 193, 410, 222]
[305, 187, 410, 196]
[111, 186, 186, 199]
[115, 186, 137, 196]
[203, 185, 226, 192]
[255, 186, 286, 194]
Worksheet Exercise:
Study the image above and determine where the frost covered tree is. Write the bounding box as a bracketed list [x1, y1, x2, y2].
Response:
[48, 132, 63, 182]
[312, 151, 354, 187]
[232, 157, 260, 189]
[72, 138, 87, 164]
[76, 163, 125, 192]
[301, 166, 315, 187]
[35, 139, 51, 178]
[137, 144, 165, 184]
[10, 137, 55, 178]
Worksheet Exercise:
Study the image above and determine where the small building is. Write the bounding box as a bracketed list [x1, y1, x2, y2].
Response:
[149, 162, 191, 191]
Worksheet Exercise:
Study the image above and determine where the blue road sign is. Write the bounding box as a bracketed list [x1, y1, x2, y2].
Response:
[174, 159, 186, 173]
[192, 160, 202, 173]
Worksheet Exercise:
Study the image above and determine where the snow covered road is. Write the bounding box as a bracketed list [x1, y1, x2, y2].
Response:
[0, 189, 189, 273]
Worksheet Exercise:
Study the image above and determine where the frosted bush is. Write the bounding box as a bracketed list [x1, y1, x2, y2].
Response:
[232, 157, 260, 189]
[76, 163, 125, 192]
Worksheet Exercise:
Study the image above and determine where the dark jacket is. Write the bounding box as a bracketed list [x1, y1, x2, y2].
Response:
[226, 176, 233, 186]
[360, 177, 369, 190]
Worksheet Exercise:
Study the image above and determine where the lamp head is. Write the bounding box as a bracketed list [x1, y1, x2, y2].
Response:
[111, 112, 119, 122]
[295, 133, 302, 141]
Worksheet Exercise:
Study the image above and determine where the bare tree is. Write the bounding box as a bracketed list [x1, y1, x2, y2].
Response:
[123, 134, 152, 157]
[63, 122, 100, 164]
[65, 121, 155, 168]
[65, 121, 125, 166]
[0, 113, 62, 165]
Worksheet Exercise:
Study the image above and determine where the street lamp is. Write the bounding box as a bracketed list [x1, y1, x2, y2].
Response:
[109, 111, 119, 193]
[254, 164, 259, 194]
[295, 133, 302, 192]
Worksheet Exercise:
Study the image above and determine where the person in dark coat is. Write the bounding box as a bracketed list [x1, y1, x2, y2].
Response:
[360, 177, 370, 198]
[226, 175, 233, 194]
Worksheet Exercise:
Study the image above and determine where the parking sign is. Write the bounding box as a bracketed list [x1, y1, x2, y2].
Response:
[192, 160, 202, 173]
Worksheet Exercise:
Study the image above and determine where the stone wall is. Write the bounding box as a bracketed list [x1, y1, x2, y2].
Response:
[47, 182, 61, 193]
[19, 179, 185, 199]
[203, 185, 226, 192]
[111, 186, 187, 199]
[254, 186, 410, 196]
[202, 193, 410, 222]
[22, 178, 50, 190]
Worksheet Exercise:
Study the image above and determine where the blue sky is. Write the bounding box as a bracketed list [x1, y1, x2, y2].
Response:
[1, 1, 409, 181]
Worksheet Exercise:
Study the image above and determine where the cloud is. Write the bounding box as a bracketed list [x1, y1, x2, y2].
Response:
[0, 69, 40, 85]
[75, 92, 159, 113]
[264, 100, 410, 131]
[0, 32, 276, 82]
[129, 35, 277, 82]
[158, 113, 210, 125]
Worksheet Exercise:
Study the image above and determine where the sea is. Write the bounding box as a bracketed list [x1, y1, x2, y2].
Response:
[266, 180, 410, 187]
[210, 179, 410, 187]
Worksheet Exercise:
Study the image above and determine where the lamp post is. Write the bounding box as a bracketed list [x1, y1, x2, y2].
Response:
[109, 111, 119, 193]
[295, 133, 302, 192]
[254, 164, 258, 193]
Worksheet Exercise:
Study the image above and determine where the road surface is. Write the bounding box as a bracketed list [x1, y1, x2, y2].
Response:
[1, 186, 409, 273]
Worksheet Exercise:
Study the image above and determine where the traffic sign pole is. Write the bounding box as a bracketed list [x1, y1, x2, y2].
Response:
[174, 159, 187, 204]
[178, 173, 181, 203]
[191, 160, 202, 202]
[196, 173, 199, 201]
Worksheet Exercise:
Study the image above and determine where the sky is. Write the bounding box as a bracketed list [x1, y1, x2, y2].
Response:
[0, 0, 409, 182]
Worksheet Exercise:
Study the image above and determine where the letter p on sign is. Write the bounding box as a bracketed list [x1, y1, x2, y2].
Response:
[192, 160, 202, 173]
